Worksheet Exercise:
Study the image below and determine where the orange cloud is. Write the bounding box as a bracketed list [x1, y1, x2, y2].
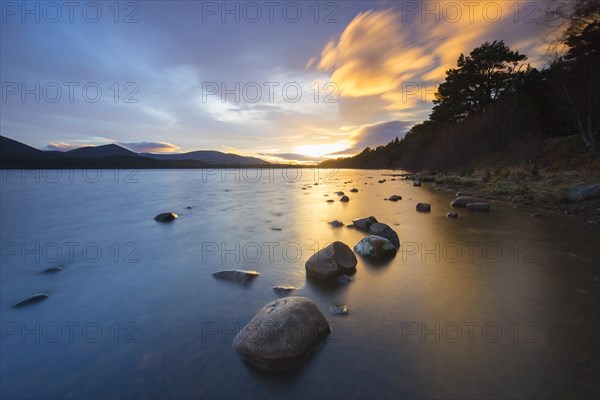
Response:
[314, 2, 549, 120]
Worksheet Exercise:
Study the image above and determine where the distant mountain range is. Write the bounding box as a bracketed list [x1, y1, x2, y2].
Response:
[0, 135, 270, 168]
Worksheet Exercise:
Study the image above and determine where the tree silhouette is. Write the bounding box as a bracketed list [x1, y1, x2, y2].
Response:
[431, 41, 528, 123]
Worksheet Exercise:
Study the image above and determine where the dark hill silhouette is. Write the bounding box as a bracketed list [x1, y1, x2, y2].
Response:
[140, 150, 269, 165]
[0, 135, 271, 168]
[1, 135, 53, 160]
[65, 144, 139, 159]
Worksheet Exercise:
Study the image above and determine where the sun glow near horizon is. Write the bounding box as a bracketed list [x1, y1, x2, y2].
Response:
[294, 143, 350, 158]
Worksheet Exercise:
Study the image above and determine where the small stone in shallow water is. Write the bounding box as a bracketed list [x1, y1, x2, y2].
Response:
[466, 203, 490, 212]
[368, 222, 400, 249]
[413, 180, 422, 186]
[271, 227, 283, 231]
[416, 203, 431, 212]
[330, 305, 349, 315]
[13, 293, 49, 308]
[451, 196, 477, 208]
[185, 206, 192, 209]
[354, 235, 397, 258]
[154, 212, 178, 222]
[212, 270, 259, 284]
[326, 199, 334, 203]
[329, 220, 344, 227]
[530, 213, 543, 218]
[273, 286, 296, 295]
[350, 188, 359, 192]
[352, 216, 378, 231]
[340, 195, 349, 202]
[388, 195, 402, 201]
[338, 274, 352, 284]
[447, 212, 458, 218]
[335, 191, 345, 196]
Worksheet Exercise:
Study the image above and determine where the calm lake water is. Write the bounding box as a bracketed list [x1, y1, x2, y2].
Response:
[1, 169, 598, 399]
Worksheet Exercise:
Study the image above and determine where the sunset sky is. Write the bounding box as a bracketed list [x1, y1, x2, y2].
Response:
[1, 1, 553, 162]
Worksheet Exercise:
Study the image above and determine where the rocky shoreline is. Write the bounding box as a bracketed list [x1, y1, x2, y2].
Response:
[402, 171, 600, 224]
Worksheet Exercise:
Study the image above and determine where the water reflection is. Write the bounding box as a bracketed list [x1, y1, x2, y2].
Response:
[0, 169, 598, 399]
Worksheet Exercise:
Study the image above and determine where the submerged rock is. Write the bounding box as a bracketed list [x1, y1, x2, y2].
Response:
[233, 296, 330, 370]
[335, 191, 345, 196]
[531, 213, 543, 218]
[340, 195, 350, 202]
[350, 188, 359, 193]
[326, 199, 334, 203]
[388, 195, 402, 201]
[154, 212, 178, 222]
[329, 305, 349, 316]
[328, 220, 344, 227]
[413, 180, 422, 186]
[368, 222, 400, 249]
[352, 216, 378, 231]
[41, 266, 63, 274]
[451, 196, 477, 208]
[416, 203, 431, 212]
[305, 241, 357, 279]
[212, 270, 260, 284]
[273, 286, 296, 295]
[337, 274, 352, 284]
[567, 184, 600, 201]
[466, 203, 490, 212]
[447, 212, 458, 218]
[354, 235, 397, 258]
[13, 293, 49, 308]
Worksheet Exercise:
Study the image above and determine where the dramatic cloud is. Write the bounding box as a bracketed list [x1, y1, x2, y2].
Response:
[318, 10, 435, 98]
[119, 142, 180, 154]
[332, 120, 413, 154]
[315, 2, 550, 121]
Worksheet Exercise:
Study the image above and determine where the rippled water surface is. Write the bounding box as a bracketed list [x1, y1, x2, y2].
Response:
[1, 169, 598, 399]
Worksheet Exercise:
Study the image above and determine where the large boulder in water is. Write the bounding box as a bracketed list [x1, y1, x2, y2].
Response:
[352, 216, 378, 231]
[213, 270, 259, 284]
[451, 197, 477, 208]
[368, 223, 400, 249]
[305, 241, 357, 279]
[354, 235, 397, 258]
[233, 296, 330, 370]
[567, 184, 600, 201]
